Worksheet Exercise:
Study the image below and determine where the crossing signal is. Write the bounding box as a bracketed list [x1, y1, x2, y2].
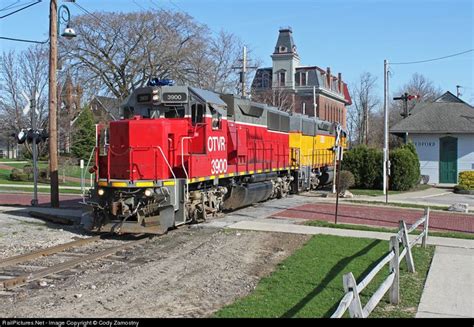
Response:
[14, 128, 49, 144]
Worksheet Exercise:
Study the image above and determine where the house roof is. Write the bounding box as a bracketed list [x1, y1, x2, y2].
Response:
[391, 91, 474, 134]
[252, 66, 352, 105]
[91, 96, 122, 120]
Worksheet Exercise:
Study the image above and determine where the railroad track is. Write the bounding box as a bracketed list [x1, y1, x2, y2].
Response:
[0, 234, 152, 290]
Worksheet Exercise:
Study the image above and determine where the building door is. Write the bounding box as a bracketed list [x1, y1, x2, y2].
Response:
[439, 136, 457, 183]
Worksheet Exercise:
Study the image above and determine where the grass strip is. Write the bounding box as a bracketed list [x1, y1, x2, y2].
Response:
[214, 234, 434, 318]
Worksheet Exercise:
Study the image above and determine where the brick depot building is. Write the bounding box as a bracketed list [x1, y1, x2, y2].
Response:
[251, 27, 351, 128]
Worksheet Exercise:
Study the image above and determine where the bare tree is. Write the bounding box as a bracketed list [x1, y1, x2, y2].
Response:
[347, 72, 380, 146]
[390, 72, 443, 123]
[0, 45, 49, 157]
[61, 10, 248, 100]
[251, 87, 294, 112]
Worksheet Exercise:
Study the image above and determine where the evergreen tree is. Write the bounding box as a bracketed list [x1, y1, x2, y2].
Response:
[71, 107, 95, 159]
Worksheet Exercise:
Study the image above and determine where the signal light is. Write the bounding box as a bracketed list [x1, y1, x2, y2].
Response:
[17, 129, 27, 144]
[407, 95, 420, 100]
[14, 128, 49, 144]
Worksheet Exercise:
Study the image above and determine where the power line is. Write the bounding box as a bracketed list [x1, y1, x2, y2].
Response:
[0, 36, 48, 44]
[391, 49, 473, 65]
[0, 1, 20, 12]
[0, 0, 41, 19]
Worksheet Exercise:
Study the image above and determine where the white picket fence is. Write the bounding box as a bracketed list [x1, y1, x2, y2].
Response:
[331, 207, 430, 318]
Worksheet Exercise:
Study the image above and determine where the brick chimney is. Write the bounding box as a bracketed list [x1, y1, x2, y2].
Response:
[326, 67, 331, 89]
[338, 73, 342, 93]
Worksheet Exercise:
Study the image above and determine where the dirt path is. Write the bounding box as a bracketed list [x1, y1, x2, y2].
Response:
[0, 224, 309, 318]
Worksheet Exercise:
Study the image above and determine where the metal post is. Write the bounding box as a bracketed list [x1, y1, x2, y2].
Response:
[422, 207, 430, 248]
[242, 46, 247, 97]
[49, 0, 59, 208]
[313, 86, 317, 117]
[383, 60, 389, 195]
[31, 95, 38, 207]
[335, 156, 341, 224]
[386, 160, 390, 204]
[80, 159, 84, 195]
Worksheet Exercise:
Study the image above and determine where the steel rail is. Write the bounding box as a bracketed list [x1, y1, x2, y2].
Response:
[1, 236, 151, 290]
[0, 236, 103, 269]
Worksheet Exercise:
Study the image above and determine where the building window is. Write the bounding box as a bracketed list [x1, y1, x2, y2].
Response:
[279, 71, 286, 86]
[301, 72, 307, 86]
[262, 72, 270, 88]
[295, 72, 307, 87]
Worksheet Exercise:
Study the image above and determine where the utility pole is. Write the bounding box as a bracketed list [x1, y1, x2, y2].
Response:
[49, 0, 59, 208]
[242, 46, 247, 97]
[383, 60, 388, 196]
[232, 46, 257, 97]
[456, 85, 462, 98]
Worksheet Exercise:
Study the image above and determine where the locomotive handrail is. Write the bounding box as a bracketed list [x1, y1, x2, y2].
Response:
[180, 136, 193, 204]
[157, 145, 178, 210]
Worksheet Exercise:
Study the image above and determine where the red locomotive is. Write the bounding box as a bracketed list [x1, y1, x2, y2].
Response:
[87, 80, 343, 234]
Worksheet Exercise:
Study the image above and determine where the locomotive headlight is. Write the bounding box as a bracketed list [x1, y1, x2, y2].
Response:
[97, 188, 105, 196]
[152, 94, 160, 101]
[144, 188, 154, 197]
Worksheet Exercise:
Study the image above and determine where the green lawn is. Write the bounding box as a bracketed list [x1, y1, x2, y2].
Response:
[0, 187, 84, 195]
[214, 234, 434, 318]
[0, 161, 87, 187]
[305, 220, 474, 240]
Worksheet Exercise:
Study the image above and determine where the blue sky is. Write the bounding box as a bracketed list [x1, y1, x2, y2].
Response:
[1, 0, 473, 103]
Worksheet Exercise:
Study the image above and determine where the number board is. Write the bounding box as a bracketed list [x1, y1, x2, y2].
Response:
[136, 94, 151, 103]
[162, 92, 187, 103]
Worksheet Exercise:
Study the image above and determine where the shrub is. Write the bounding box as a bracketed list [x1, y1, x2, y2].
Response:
[342, 145, 383, 189]
[23, 164, 34, 180]
[457, 171, 474, 190]
[454, 184, 469, 192]
[10, 168, 28, 181]
[38, 168, 49, 182]
[389, 147, 420, 191]
[71, 107, 95, 159]
[337, 170, 355, 192]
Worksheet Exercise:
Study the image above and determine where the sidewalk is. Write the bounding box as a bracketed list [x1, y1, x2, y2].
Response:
[416, 246, 473, 318]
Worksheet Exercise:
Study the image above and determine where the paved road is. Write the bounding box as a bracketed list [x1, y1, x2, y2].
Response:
[350, 187, 474, 208]
[271, 202, 474, 233]
[0, 192, 85, 208]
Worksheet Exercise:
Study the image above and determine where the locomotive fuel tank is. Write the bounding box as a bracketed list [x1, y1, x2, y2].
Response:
[318, 168, 334, 185]
[222, 181, 273, 210]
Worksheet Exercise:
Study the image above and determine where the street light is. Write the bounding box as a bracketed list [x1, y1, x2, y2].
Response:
[58, 4, 76, 39]
[49, 0, 76, 208]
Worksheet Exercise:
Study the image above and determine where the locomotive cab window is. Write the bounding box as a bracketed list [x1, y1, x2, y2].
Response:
[164, 106, 185, 118]
[209, 105, 222, 130]
[191, 103, 204, 125]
